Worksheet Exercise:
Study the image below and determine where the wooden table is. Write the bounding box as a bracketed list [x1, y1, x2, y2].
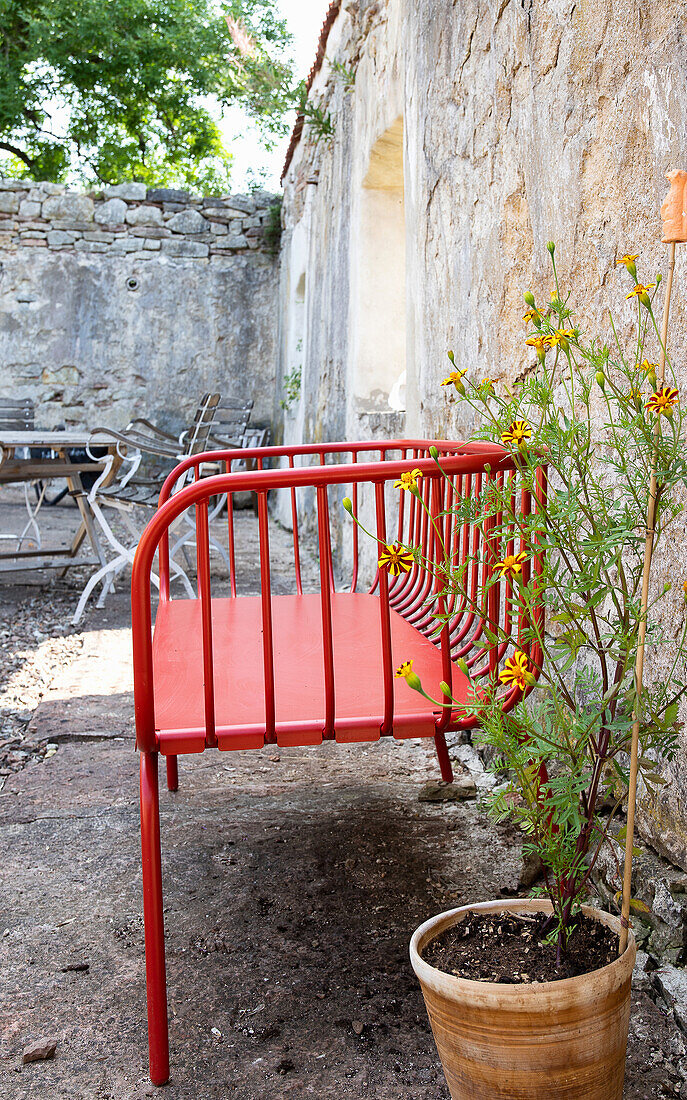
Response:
[0, 430, 116, 573]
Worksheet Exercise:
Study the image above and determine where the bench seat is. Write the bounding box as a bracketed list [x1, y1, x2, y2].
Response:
[152, 592, 471, 753]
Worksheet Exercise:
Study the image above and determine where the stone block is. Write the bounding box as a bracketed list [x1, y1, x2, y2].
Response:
[110, 238, 139, 252]
[18, 200, 42, 219]
[143, 238, 162, 250]
[210, 222, 228, 235]
[654, 966, 687, 1030]
[74, 239, 110, 252]
[0, 178, 24, 190]
[0, 233, 13, 247]
[19, 238, 47, 247]
[47, 220, 95, 233]
[83, 231, 115, 243]
[221, 195, 255, 214]
[42, 193, 94, 222]
[125, 205, 164, 227]
[246, 238, 260, 249]
[94, 198, 127, 226]
[18, 229, 47, 238]
[203, 206, 230, 219]
[215, 234, 248, 249]
[46, 230, 76, 246]
[162, 204, 186, 214]
[229, 219, 243, 233]
[147, 187, 190, 203]
[0, 193, 19, 214]
[166, 209, 208, 234]
[104, 182, 147, 201]
[130, 226, 169, 238]
[243, 215, 262, 228]
[160, 238, 209, 257]
[28, 183, 63, 198]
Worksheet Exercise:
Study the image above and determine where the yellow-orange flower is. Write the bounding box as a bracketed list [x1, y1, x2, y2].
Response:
[378, 543, 415, 575]
[525, 334, 548, 353]
[645, 386, 679, 416]
[683, 580, 687, 605]
[441, 368, 467, 391]
[394, 468, 423, 491]
[639, 358, 658, 375]
[626, 283, 655, 308]
[501, 420, 532, 449]
[523, 308, 541, 325]
[494, 550, 528, 579]
[395, 660, 422, 691]
[499, 651, 533, 691]
[547, 328, 575, 352]
[617, 253, 639, 275]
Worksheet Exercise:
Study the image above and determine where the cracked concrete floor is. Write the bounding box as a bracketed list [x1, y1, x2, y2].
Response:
[0, 511, 685, 1099]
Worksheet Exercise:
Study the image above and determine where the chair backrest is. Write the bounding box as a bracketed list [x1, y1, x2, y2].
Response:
[209, 399, 253, 447]
[181, 393, 221, 456]
[0, 398, 35, 431]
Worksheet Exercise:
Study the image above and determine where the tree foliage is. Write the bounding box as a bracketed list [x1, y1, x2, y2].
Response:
[0, 0, 294, 189]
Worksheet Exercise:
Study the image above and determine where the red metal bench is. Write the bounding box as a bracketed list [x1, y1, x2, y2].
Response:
[131, 439, 546, 1084]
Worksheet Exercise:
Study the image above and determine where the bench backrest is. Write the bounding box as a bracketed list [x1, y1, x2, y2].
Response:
[132, 440, 547, 753]
[0, 398, 35, 430]
[208, 399, 254, 448]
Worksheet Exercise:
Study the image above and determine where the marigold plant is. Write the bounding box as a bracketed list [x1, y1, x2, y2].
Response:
[391, 244, 687, 961]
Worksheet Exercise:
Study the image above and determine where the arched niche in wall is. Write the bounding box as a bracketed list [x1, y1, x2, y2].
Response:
[285, 271, 306, 414]
[352, 115, 406, 415]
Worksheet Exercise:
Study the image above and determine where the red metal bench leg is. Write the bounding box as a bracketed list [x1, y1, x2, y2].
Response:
[140, 751, 170, 1086]
[166, 756, 179, 792]
[434, 732, 454, 783]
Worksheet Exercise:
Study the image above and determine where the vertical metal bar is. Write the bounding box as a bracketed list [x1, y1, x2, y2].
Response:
[317, 486, 335, 737]
[288, 455, 303, 595]
[350, 453, 359, 593]
[196, 498, 217, 748]
[227, 487, 237, 598]
[375, 482, 394, 736]
[258, 492, 276, 740]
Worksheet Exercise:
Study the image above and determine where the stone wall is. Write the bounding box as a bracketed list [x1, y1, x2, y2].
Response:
[280, 0, 687, 866]
[0, 180, 280, 430]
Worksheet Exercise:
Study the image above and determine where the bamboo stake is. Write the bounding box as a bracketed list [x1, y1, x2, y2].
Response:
[618, 238, 677, 956]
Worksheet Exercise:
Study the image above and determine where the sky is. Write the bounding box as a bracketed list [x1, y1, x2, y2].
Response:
[221, 0, 331, 193]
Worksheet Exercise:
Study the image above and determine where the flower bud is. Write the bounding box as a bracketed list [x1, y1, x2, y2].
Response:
[523, 291, 536, 307]
[406, 671, 423, 692]
[655, 273, 662, 286]
[429, 445, 439, 460]
[456, 657, 470, 677]
[595, 370, 605, 389]
[439, 681, 452, 697]
[342, 497, 353, 513]
[447, 349, 455, 364]
[546, 241, 556, 255]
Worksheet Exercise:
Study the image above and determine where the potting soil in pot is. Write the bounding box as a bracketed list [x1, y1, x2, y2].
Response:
[422, 910, 617, 983]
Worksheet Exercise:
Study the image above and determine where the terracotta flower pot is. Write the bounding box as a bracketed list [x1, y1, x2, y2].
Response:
[410, 898, 636, 1100]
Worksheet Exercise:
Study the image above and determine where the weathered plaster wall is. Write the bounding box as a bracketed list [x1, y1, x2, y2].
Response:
[280, 0, 687, 865]
[0, 181, 280, 430]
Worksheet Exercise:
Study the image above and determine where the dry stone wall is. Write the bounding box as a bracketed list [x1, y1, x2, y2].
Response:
[0, 180, 280, 429]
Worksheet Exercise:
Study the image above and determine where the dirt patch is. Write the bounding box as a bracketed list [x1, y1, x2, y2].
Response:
[423, 909, 617, 983]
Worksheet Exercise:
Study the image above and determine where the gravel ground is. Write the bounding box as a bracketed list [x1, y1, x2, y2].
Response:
[1, 504, 686, 1099]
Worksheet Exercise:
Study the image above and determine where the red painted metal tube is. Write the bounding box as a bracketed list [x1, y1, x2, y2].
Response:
[288, 455, 303, 596]
[139, 751, 169, 1086]
[257, 492, 276, 741]
[374, 483, 394, 736]
[317, 486, 336, 738]
[196, 499, 217, 748]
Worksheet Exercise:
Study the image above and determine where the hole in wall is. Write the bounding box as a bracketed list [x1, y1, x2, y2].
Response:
[126, 276, 140, 291]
